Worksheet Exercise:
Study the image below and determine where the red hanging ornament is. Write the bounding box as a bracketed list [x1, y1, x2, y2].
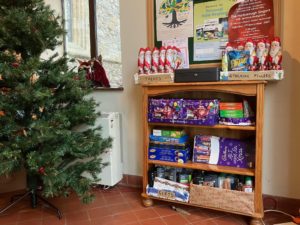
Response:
[11, 62, 19, 68]
[38, 166, 45, 175]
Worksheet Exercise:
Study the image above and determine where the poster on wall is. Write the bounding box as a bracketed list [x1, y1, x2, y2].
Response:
[228, 0, 274, 44]
[162, 38, 190, 68]
[156, 0, 194, 41]
[193, 0, 236, 61]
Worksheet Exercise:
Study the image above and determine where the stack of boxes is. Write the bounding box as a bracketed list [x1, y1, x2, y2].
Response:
[219, 102, 243, 119]
[148, 129, 190, 163]
[193, 135, 220, 164]
[219, 101, 255, 126]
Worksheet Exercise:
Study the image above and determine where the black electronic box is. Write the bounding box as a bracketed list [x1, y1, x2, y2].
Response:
[174, 68, 220, 83]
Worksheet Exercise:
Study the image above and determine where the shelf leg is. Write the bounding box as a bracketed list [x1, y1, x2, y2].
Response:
[250, 217, 263, 225]
[142, 197, 153, 207]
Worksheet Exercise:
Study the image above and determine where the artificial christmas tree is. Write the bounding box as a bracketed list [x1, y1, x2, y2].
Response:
[0, 0, 111, 217]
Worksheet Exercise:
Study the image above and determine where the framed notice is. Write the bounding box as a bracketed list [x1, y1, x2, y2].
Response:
[193, 0, 236, 62]
[147, 0, 281, 68]
[228, 0, 275, 44]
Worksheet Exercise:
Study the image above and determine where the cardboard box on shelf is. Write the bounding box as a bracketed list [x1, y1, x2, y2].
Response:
[134, 73, 174, 84]
[220, 70, 284, 81]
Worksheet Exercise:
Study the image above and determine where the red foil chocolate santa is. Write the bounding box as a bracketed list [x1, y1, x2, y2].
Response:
[158, 46, 166, 73]
[165, 46, 174, 73]
[151, 47, 159, 73]
[237, 41, 245, 51]
[225, 42, 234, 52]
[138, 48, 145, 74]
[256, 39, 268, 71]
[144, 47, 152, 74]
[173, 47, 183, 69]
[268, 37, 282, 70]
[244, 39, 258, 71]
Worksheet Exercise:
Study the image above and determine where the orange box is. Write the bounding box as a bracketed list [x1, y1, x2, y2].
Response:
[219, 102, 243, 110]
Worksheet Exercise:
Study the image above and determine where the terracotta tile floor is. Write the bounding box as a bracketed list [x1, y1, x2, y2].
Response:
[0, 186, 292, 225]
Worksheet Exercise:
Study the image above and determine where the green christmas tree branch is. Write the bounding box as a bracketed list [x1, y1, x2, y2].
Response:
[0, 0, 112, 204]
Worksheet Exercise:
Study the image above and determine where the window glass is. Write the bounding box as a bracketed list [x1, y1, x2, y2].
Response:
[64, 0, 91, 59]
[96, 0, 122, 88]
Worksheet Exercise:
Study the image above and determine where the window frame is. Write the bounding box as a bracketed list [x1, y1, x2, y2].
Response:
[62, 0, 124, 90]
[88, 0, 97, 58]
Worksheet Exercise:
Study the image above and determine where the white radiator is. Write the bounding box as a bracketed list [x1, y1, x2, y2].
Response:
[90, 112, 123, 186]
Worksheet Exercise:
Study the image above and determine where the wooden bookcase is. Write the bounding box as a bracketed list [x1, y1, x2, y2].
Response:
[141, 81, 266, 225]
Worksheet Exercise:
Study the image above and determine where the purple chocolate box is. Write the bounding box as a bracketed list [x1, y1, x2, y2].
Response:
[182, 99, 219, 125]
[148, 98, 219, 126]
[219, 117, 255, 126]
[192, 135, 254, 168]
[218, 138, 254, 168]
[148, 98, 185, 124]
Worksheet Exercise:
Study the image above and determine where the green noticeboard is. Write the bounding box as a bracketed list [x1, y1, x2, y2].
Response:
[153, 0, 233, 66]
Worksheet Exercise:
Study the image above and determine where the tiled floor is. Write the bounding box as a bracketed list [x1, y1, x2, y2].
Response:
[0, 186, 293, 225]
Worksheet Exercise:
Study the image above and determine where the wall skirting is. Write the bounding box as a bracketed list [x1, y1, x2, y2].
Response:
[263, 194, 300, 216]
[119, 174, 142, 188]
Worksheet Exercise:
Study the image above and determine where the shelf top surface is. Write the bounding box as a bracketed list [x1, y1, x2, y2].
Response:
[141, 81, 267, 87]
[148, 160, 255, 176]
[148, 122, 256, 131]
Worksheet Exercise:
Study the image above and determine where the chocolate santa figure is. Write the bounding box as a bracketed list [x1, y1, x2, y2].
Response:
[222, 42, 233, 72]
[174, 47, 183, 69]
[237, 41, 245, 51]
[225, 42, 234, 52]
[138, 48, 145, 74]
[158, 46, 166, 73]
[144, 47, 152, 74]
[244, 39, 258, 71]
[172, 46, 178, 69]
[264, 39, 271, 69]
[268, 37, 282, 70]
[256, 39, 267, 71]
[151, 47, 159, 73]
[165, 46, 174, 73]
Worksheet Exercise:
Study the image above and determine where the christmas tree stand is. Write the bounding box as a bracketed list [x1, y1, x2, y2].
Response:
[0, 175, 62, 219]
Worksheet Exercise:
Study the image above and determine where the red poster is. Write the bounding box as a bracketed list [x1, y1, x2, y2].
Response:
[228, 0, 274, 44]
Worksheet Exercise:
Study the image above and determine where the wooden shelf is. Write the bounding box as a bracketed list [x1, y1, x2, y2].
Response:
[148, 122, 256, 131]
[141, 81, 266, 220]
[141, 81, 267, 87]
[148, 160, 255, 176]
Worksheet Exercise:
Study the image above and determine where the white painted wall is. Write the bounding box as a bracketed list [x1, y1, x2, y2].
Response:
[262, 0, 300, 199]
[89, 0, 147, 175]
[5, 0, 297, 198]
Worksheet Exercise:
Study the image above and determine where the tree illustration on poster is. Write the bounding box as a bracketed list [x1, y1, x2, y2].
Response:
[159, 0, 192, 28]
